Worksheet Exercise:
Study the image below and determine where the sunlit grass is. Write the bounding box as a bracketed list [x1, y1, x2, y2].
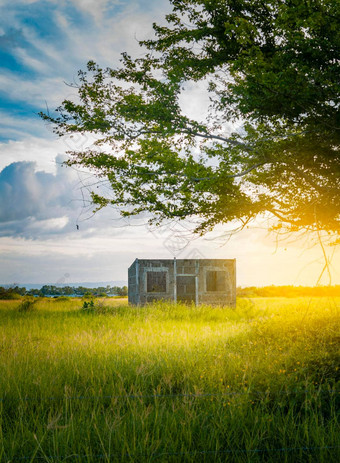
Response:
[0, 297, 339, 462]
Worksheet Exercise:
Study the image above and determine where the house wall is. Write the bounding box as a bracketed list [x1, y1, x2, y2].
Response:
[127, 260, 139, 305]
[128, 259, 236, 307]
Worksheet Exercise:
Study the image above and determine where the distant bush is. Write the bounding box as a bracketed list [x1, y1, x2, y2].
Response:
[81, 299, 110, 314]
[18, 298, 36, 312]
[82, 300, 95, 310]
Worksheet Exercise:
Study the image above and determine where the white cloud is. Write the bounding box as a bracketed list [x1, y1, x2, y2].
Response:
[14, 47, 51, 73]
[68, 0, 121, 23]
[0, 71, 69, 109]
[32, 216, 70, 231]
[0, 156, 83, 236]
[0, 111, 50, 140]
[0, 136, 64, 172]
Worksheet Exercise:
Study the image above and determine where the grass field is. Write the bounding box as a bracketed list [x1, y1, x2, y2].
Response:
[0, 296, 339, 462]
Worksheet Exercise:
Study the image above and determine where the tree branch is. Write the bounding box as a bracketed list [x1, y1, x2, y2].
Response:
[181, 128, 253, 150]
[127, 161, 268, 181]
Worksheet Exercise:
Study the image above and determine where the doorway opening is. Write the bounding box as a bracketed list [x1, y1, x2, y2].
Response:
[176, 275, 196, 304]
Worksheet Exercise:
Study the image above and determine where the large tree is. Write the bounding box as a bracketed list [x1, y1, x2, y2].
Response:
[43, 0, 340, 236]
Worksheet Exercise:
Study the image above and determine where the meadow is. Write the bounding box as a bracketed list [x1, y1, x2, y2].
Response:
[0, 296, 339, 462]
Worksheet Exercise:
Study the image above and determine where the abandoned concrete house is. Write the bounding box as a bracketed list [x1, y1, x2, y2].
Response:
[128, 259, 236, 306]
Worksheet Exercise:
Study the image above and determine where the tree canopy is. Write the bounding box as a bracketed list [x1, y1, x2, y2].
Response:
[42, 0, 340, 237]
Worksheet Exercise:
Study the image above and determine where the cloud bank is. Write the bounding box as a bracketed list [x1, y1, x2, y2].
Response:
[0, 155, 81, 237]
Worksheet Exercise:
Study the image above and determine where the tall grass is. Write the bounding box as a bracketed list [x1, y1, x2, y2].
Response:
[0, 297, 339, 462]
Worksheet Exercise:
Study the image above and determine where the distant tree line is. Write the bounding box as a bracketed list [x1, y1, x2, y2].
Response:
[0, 286, 26, 299]
[0, 285, 128, 299]
[237, 286, 340, 298]
[2, 285, 340, 300]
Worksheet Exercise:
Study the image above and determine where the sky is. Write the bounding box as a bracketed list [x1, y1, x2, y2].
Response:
[0, 0, 339, 287]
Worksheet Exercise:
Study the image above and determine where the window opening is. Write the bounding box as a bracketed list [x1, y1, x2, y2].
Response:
[206, 270, 226, 292]
[147, 271, 167, 293]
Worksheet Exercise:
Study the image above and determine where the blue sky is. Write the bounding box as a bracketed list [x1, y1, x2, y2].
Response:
[0, 0, 169, 142]
[0, 0, 339, 286]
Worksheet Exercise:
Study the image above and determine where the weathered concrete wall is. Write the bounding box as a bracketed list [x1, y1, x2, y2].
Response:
[127, 260, 139, 305]
[129, 259, 175, 305]
[197, 259, 236, 306]
[128, 258, 236, 307]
